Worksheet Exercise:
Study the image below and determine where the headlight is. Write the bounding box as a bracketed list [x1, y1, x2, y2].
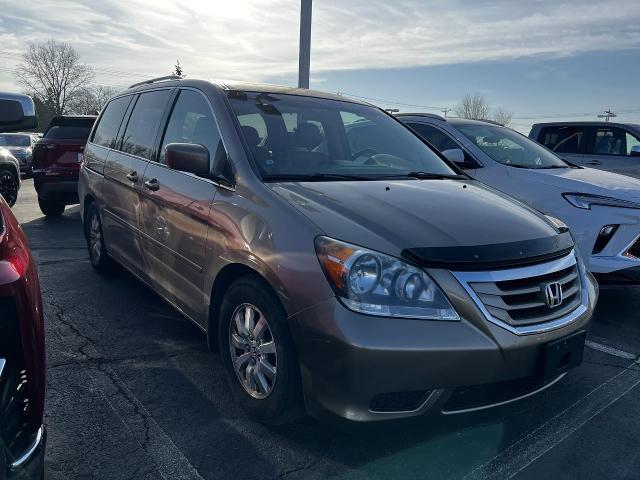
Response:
[315, 236, 459, 320]
[563, 193, 640, 210]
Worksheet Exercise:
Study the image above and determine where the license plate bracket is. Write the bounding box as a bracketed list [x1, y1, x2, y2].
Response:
[540, 330, 587, 382]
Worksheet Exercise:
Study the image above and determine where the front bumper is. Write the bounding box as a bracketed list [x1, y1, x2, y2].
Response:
[290, 260, 597, 422]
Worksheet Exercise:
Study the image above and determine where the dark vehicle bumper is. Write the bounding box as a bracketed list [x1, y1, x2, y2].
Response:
[290, 265, 598, 422]
[33, 170, 79, 204]
[4, 427, 45, 480]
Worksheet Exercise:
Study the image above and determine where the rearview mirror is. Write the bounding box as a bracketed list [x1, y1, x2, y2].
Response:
[165, 143, 211, 176]
[631, 145, 640, 157]
[0, 93, 38, 132]
[441, 148, 466, 164]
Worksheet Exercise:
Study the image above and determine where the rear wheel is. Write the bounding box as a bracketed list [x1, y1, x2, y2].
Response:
[38, 198, 65, 217]
[85, 203, 115, 274]
[218, 275, 304, 425]
[0, 169, 19, 207]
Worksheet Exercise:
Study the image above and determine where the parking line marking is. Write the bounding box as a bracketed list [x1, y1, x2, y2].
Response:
[464, 359, 640, 480]
[585, 340, 637, 360]
[48, 300, 205, 480]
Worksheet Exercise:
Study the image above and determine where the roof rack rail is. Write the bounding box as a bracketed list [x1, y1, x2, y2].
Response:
[128, 75, 182, 89]
[395, 112, 447, 122]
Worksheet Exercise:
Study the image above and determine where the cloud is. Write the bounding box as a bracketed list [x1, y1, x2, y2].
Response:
[0, 0, 639, 91]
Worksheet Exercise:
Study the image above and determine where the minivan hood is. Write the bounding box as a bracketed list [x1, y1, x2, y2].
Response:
[506, 166, 640, 202]
[269, 179, 560, 259]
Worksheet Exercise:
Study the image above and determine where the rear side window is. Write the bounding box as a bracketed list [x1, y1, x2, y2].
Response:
[408, 123, 459, 152]
[92, 96, 132, 148]
[121, 90, 172, 160]
[591, 127, 640, 156]
[538, 126, 585, 154]
[159, 89, 226, 167]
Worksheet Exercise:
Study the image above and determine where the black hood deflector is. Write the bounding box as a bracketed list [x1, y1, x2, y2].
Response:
[402, 232, 574, 271]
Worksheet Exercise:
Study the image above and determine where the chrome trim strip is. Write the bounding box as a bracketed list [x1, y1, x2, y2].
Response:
[441, 373, 567, 415]
[10, 426, 43, 470]
[0, 358, 5, 380]
[452, 250, 588, 335]
[367, 389, 446, 418]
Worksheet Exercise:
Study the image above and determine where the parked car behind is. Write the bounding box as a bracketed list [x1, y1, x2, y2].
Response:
[0, 133, 36, 177]
[0, 92, 45, 479]
[0, 148, 20, 207]
[33, 115, 96, 216]
[400, 114, 640, 283]
[529, 122, 640, 179]
[79, 78, 597, 424]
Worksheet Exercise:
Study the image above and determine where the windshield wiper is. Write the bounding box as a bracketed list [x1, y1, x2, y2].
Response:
[401, 171, 466, 180]
[263, 173, 375, 182]
[537, 165, 569, 169]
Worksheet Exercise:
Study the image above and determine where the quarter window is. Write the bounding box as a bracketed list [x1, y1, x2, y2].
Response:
[539, 126, 585, 154]
[92, 95, 132, 148]
[121, 90, 171, 160]
[160, 89, 226, 169]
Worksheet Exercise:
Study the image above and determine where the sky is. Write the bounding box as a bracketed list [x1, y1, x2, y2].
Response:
[0, 0, 639, 132]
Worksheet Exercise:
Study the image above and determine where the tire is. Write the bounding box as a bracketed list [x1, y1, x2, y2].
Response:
[38, 198, 65, 217]
[218, 274, 304, 425]
[0, 168, 19, 207]
[84, 203, 116, 274]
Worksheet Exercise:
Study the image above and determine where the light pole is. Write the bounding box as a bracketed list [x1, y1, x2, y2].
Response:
[597, 109, 617, 122]
[298, 0, 312, 89]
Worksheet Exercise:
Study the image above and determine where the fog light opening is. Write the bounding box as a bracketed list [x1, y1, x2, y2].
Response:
[592, 224, 619, 254]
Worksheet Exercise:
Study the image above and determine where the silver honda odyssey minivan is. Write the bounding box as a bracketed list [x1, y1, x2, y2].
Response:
[78, 77, 598, 424]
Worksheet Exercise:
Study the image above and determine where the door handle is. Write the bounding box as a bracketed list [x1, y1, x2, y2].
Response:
[144, 178, 160, 191]
[126, 171, 138, 182]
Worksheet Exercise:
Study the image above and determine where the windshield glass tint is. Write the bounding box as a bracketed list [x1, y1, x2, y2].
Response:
[0, 134, 30, 147]
[226, 92, 456, 180]
[457, 124, 569, 169]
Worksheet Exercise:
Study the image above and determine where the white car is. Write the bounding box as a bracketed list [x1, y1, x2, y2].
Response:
[398, 114, 640, 283]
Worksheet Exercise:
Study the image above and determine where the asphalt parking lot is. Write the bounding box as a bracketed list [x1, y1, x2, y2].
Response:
[11, 178, 640, 480]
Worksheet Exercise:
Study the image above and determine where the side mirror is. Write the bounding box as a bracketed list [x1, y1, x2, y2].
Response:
[0, 93, 38, 132]
[165, 143, 211, 176]
[631, 145, 640, 157]
[441, 148, 466, 164]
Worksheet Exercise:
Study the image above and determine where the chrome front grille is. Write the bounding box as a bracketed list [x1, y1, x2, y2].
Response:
[453, 251, 587, 335]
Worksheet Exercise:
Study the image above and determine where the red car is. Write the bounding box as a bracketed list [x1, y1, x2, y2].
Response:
[0, 196, 46, 478]
[32, 115, 96, 217]
[0, 93, 45, 479]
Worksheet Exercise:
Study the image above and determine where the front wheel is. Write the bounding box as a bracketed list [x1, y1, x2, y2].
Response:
[0, 169, 19, 207]
[218, 275, 303, 425]
[84, 203, 115, 274]
[38, 198, 65, 217]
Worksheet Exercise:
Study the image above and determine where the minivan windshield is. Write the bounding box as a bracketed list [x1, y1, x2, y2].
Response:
[226, 91, 460, 181]
[456, 123, 570, 169]
[0, 134, 30, 147]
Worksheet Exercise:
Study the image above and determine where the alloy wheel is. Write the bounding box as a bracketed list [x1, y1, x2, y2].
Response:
[229, 303, 278, 399]
[89, 214, 102, 264]
[0, 171, 18, 206]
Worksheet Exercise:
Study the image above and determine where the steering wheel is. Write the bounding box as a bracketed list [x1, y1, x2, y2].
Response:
[351, 148, 379, 161]
[364, 154, 416, 169]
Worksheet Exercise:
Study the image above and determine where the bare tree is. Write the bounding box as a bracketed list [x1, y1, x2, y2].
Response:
[492, 106, 513, 127]
[16, 40, 94, 115]
[455, 93, 490, 120]
[67, 85, 121, 115]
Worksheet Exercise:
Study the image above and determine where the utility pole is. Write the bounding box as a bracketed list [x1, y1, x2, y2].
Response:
[598, 109, 617, 122]
[298, 0, 312, 89]
[441, 108, 452, 118]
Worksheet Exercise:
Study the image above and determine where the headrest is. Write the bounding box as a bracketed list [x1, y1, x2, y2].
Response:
[241, 125, 261, 147]
[293, 122, 323, 149]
